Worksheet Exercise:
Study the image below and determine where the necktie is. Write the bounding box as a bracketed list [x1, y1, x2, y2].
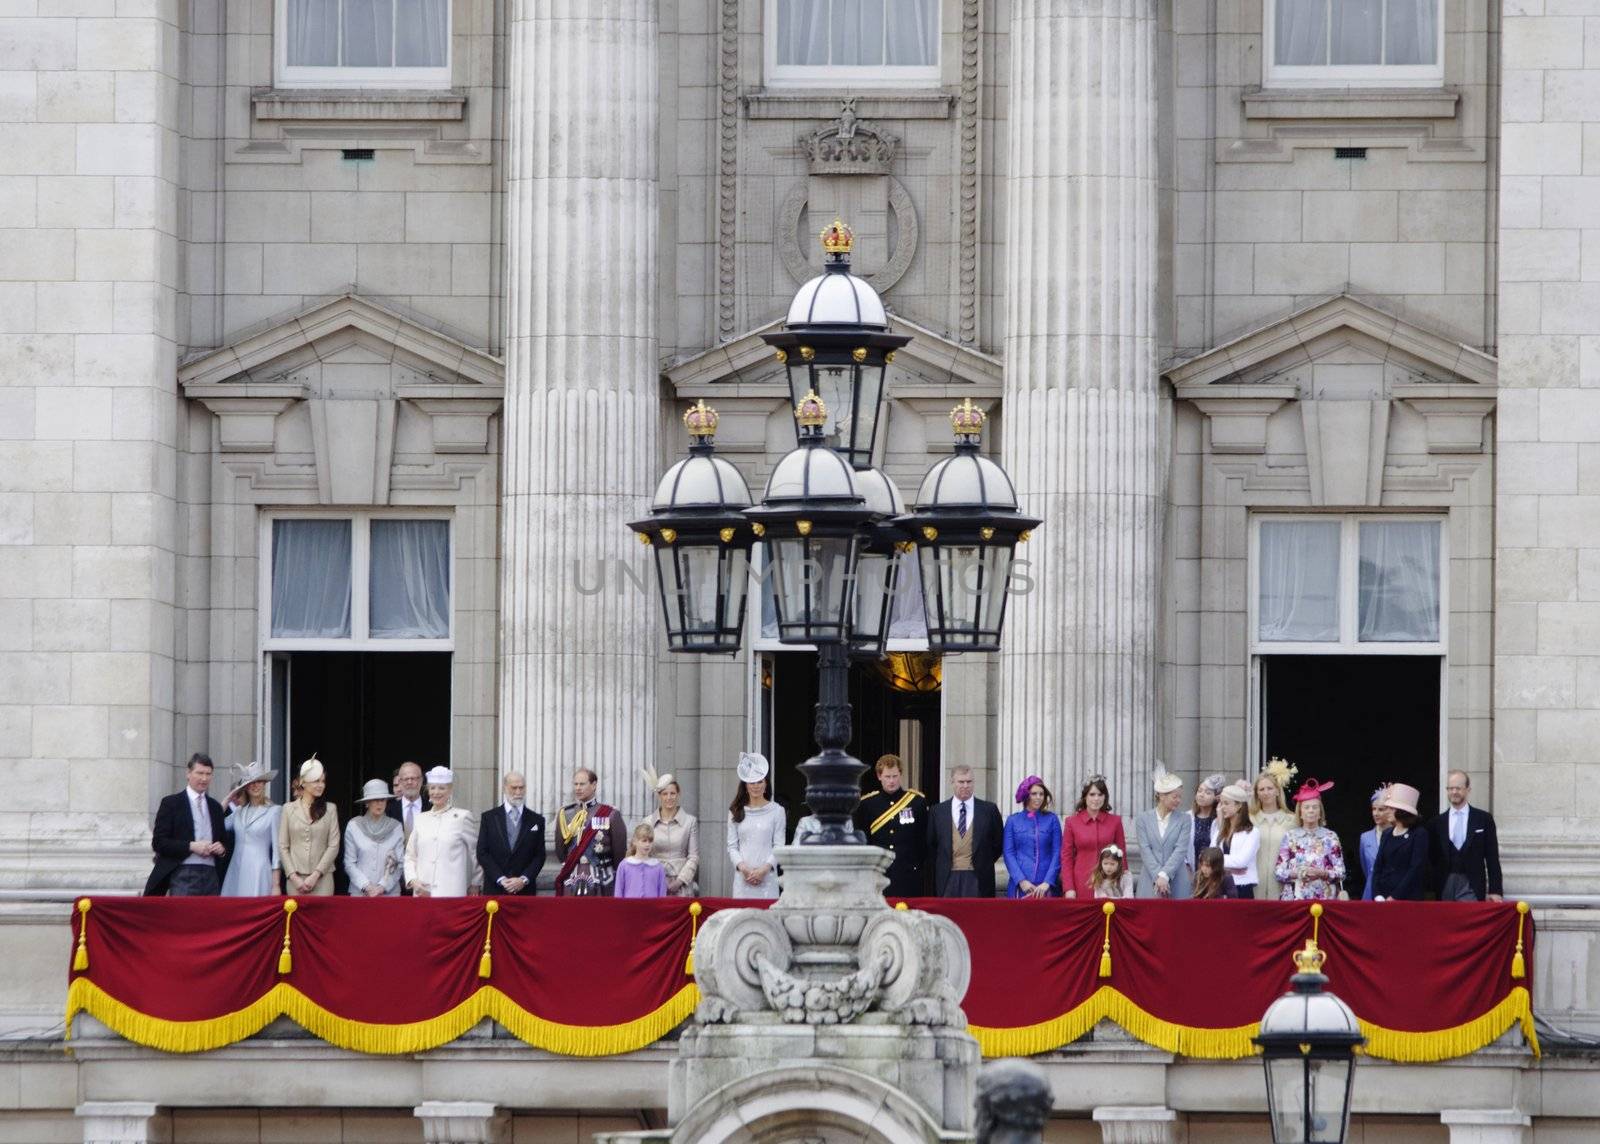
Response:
[508, 807, 520, 839]
[1452, 810, 1465, 849]
[958, 801, 968, 838]
[194, 796, 210, 841]
[405, 800, 415, 834]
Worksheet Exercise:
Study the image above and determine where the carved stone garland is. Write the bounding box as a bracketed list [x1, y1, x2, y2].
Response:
[716, 0, 740, 340]
[958, 0, 981, 345]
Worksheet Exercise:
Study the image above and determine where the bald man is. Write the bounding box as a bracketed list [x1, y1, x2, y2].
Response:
[477, 772, 546, 895]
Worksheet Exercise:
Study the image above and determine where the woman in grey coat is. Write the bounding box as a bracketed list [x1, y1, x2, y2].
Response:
[1133, 766, 1192, 899]
[345, 778, 405, 896]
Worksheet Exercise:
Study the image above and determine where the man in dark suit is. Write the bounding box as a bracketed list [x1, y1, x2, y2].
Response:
[143, 753, 232, 896]
[478, 771, 546, 895]
[386, 760, 428, 838]
[854, 753, 930, 897]
[1428, 770, 1503, 901]
[927, 763, 1003, 898]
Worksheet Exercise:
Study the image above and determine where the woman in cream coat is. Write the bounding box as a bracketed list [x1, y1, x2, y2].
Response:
[404, 765, 481, 897]
[279, 757, 340, 896]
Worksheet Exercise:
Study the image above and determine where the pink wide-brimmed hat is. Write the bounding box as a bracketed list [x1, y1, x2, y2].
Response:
[1382, 783, 1421, 817]
[1292, 778, 1334, 803]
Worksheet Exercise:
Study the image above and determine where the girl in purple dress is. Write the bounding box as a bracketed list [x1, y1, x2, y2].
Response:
[615, 823, 667, 899]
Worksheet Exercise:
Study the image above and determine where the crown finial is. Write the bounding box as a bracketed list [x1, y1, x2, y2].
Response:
[795, 389, 829, 432]
[950, 397, 985, 442]
[683, 400, 718, 443]
[821, 218, 854, 257]
[1292, 939, 1327, 976]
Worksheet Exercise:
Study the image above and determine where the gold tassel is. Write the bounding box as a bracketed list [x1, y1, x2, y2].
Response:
[1098, 901, 1115, 978]
[72, 899, 91, 972]
[478, 900, 499, 979]
[277, 899, 297, 975]
[685, 901, 703, 976]
[1512, 901, 1529, 979]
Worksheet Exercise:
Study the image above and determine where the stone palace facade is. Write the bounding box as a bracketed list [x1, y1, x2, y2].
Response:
[4, 0, 1600, 1140]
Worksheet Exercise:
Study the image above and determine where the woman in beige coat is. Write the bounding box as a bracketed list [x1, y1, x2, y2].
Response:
[279, 757, 340, 896]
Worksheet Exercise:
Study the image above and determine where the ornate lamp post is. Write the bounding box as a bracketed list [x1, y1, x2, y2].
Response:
[633, 220, 1040, 846]
[627, 401, 757, 654]
[762, 219, 911, 470]
[902, 399, 1041, 654]
[1255, 939, 1365, 1144]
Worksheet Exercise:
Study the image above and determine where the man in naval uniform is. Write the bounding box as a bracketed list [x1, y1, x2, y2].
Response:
[553, 768, 628, 896]
[853, 754, 930, 898]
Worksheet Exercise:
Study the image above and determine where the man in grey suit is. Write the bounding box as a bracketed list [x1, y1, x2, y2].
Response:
[1133, 766, 1192, 899]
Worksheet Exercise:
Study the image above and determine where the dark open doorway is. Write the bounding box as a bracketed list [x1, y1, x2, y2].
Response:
[269, 651, 452, 810]
[765, 651, 942, 840]
[1261, 655, 1439, 895]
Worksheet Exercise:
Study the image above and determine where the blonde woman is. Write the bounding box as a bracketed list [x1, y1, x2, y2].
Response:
[279, 756, 339, 896]
[1251, 758, 1297, 891]
[642, 767, 700, 897]
[1273, 779, 1346, 901]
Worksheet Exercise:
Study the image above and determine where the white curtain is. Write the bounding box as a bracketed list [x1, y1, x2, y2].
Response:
[272, 519, 352, 639]
[342, 0, 393, 67]
[777, 0, 830, 65]
[887, 552, 928, 640]
[395, 0, 448, 67]
[1358, 521, 1440, 642]
[886, 0, 937, 66]
[1275, 0, 1327, 66]
[1257, 521, 1341, 642]
[832, 0, 885, 66]
[1385, 0, 1437, 65]
[370, 519, 450, 639]
[1330, 0, 1382, 65]
[287, 0, 339, 67]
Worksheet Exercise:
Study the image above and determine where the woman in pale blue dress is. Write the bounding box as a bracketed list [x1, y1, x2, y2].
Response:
[221, 761, 281, 896]
[726, 753, 785, 899]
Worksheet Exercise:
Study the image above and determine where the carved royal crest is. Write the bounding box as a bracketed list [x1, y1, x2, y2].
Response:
[800, 98, 899, 176]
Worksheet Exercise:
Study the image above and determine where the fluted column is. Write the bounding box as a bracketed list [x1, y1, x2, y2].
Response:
[998, 0, 1163, 812]
[501, 0, 659, 822]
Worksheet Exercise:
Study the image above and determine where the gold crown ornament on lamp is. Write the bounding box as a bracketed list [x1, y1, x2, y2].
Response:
[820, 217, 854, 257]
[795, 389, 829, 431]
[950, 397, 986, 442]
[683, 399, 719, 443]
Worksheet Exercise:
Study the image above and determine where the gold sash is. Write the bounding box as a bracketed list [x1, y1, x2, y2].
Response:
[557, 805, 588, 844]
[869, 790, 920, 836]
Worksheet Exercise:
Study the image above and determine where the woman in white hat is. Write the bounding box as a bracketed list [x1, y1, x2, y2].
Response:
[221, 760, 280, 897]
[642, 767, 700, 897]
[726, 752, 785, 899]
[1370, 782, 1429, 901]
[278, 756, 340, 896]
[404, 766, 481, 898]
[344, 779, 406, 897]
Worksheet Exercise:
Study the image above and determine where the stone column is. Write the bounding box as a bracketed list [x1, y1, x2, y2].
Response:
[1494, 1, 1600, 891]
[500, 0, 660, 822]
[1439, 1110, 1531, 1144]
[414, 1102, 509, 1144]
[1091, 1106, 1175, 1144]
[0, 1, 185, 891]
[998, 1, 1163, 810]
[76, 1102, 161, 1144]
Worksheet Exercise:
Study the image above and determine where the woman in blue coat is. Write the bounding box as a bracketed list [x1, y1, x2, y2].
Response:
[1004, 775, 1062, 898]
[1370, 783, 1430, 901]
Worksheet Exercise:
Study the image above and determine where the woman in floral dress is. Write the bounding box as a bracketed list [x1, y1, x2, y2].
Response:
[1274, 778, 1347, 901]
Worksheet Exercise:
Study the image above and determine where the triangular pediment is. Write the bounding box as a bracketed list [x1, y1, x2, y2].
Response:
[178, 294, 504, 394]
[666, 315, 1001, 399]
[1163, 294, 1496, 391]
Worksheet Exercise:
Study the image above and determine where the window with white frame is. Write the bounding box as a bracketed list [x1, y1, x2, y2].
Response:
[265, 514, 453, 648]
[1264, 0, 1443, 89]
[276, 0, 451, 89]
[766, 0, 940, 88]
[1251, 515, 1444, 653]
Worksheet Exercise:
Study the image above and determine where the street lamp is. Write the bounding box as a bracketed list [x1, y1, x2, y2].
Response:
[1255, 938, 1365, 1144]
[627, 401, 757, 655]
[762, 219, 911, 470]
[632, 219, 1038, 846]
[902, 399, 1041, 654]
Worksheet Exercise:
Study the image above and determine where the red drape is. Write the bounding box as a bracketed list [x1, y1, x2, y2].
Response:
[66, 896, 1535, 1061]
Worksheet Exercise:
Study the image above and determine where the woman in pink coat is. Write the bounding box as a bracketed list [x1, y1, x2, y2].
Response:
[1059, 775, 1126, 898]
